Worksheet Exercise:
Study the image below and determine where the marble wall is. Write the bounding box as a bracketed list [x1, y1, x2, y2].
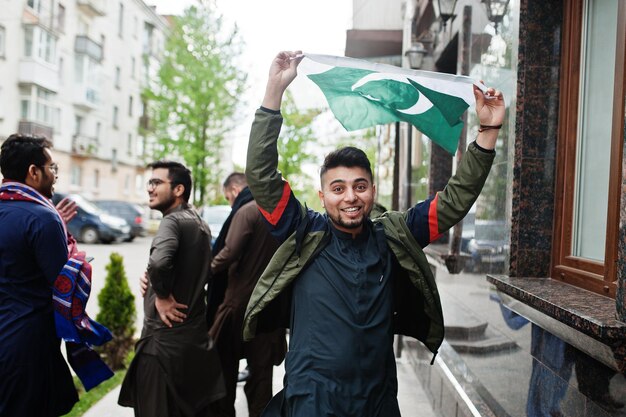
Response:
[616, 98, 626, 320]
[509, 0, 562, 278]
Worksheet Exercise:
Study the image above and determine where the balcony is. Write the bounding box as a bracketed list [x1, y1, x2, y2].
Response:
[74, 35, 103, 62]
[72, 134, 99, 157]
[23, 4, 58, 33]
[18, 59, 59, 92]
[73, 84, 101, 110]
[18, 121, 54, 141]
[76, 0, 106, 17]
[139, 114, 151, 131]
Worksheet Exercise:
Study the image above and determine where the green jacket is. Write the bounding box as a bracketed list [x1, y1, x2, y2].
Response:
[243, 109, 495, 356]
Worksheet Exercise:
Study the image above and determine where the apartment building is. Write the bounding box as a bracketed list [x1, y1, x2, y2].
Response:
[0, 0, 168, 203]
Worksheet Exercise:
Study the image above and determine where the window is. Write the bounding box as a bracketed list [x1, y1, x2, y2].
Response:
[127, 133, 133, 156]
[128, 96, 133, 116]
[38, 27, 56, 63]
[112, 106, 119, 128]
[553, 0, 626, 297]
[24, 26, 34, 57]
[23, 26, 57, 64]
[19, 85, 60, 128]
[131, 56, 136, 78]
[58, 57, 64, 84]
[57, 4, 66, 32]
[27, 0, 42, 14]
[71, 165, 82, 186]
[74, 115, 83, 136]
[112, 148, 118, 172]
[94, 169, 100, 188]
[115, 66, 121, 88]
[0, 26, 5, 58]
[118, 3, 124, 38]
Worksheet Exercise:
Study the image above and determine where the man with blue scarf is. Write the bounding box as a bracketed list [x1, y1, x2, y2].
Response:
[0, 134, 78, 416]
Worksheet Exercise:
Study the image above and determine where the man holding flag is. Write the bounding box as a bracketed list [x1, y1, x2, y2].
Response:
[243, 51, 504, 416]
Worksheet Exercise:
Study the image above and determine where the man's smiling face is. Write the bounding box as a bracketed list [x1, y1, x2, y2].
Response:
[318, 165, 375, 236]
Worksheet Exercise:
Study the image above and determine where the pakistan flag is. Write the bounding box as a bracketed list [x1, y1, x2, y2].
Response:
[305, 54, 479, 155]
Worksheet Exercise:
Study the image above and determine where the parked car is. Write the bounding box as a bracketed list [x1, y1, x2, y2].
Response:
[94, 200, 147, 241]
[51, 193, 131, 244]
[461, 219, 509, 273]
[200, 205, 231, 244]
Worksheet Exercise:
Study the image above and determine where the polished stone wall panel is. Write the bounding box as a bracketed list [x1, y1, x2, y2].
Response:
[616, 98, 626, 321]
[509, 0, 562, 277]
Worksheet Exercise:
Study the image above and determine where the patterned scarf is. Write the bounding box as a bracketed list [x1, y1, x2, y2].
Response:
[0, 180, 113, 390]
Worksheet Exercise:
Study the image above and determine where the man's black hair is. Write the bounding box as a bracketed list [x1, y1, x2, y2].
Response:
[147, 160, 193, 202]
[320, 146, 373, 182]
[223, 172, 247, 188]
[0, 134, 52, 183]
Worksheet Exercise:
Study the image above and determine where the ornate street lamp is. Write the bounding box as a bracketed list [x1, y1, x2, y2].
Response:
[482, 0, 511, 34]
[437, 0, 458, 32]
[404, 42, 428, 70]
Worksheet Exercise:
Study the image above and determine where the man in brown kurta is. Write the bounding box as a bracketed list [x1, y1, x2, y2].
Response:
[208, 173, 286, 417]
[119, 161, 225, 417]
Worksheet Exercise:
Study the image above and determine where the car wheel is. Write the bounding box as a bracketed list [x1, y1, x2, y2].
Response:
[81, 227, 99, 244]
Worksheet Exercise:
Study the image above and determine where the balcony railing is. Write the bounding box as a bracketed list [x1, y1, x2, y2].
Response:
[72, 134, 99, 156]
[76, 0, 106, 17]
[75, 35, 103, 62]
[73, 84, 101, 110]
[19, 59, 60, 93]
[139, 114, 151, 131]
[18, 121, 54, 141]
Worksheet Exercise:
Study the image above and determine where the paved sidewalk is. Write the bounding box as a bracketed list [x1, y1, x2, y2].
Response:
[83, 355, 437, 417]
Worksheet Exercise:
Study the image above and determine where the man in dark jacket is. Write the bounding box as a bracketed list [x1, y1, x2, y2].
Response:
[0, 134, 78, 417]
[242, 51, 505, 417]
[208, 172, 286, 417]
[119, 160, 225, 417]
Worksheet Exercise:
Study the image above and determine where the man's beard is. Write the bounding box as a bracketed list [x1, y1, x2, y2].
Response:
[151, 194, 177, 213]
[327, 207, 372, 230]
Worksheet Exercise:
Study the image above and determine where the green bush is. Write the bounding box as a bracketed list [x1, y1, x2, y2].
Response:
[96, 252, 136, 370]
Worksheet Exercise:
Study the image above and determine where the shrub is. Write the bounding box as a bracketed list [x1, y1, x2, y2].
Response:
[96, 252, 136, 370]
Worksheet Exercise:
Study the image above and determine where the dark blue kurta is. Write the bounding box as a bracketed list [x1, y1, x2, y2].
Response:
[283, 222, 400, 417]
[0, 200, 78, 416]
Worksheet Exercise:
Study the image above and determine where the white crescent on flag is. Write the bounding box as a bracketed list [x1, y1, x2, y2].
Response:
[351, 73, 434, 116]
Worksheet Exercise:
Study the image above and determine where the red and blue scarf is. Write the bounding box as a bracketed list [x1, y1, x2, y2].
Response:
[0, 180, 113, 390]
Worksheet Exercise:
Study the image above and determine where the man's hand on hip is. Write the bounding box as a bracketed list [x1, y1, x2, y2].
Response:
[155, 294, 188, 328]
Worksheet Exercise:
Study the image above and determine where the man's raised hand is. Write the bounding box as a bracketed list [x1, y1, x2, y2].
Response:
[263, 50, 304, 111]
[56, 197, 78, 225]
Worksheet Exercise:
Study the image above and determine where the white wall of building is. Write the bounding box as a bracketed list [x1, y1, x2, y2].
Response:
[0, 0, 168, 203]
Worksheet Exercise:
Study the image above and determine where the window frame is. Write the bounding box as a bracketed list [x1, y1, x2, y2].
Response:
[552, 0, 626, 297]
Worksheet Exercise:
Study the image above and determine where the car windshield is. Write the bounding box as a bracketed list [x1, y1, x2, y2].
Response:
[71, 194, 102, 215]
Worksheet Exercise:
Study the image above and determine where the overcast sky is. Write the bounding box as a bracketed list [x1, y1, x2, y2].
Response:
[147, 0, 353, 166]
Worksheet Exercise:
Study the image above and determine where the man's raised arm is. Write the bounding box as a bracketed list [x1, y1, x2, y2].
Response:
[245, 51, 305, 242]
[405, 83, 505, 247]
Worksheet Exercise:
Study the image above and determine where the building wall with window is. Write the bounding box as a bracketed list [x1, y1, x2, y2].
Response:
[0, 0, 168, 203]
[386, 0, 626, 416]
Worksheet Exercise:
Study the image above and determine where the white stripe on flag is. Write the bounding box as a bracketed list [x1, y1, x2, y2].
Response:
[303, 53, 485, 105]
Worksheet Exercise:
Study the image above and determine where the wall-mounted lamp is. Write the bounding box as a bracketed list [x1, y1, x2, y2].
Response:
[482, 0, 511, 33]
[405, 42, 428, 70]
[437, 0, 458, 32]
